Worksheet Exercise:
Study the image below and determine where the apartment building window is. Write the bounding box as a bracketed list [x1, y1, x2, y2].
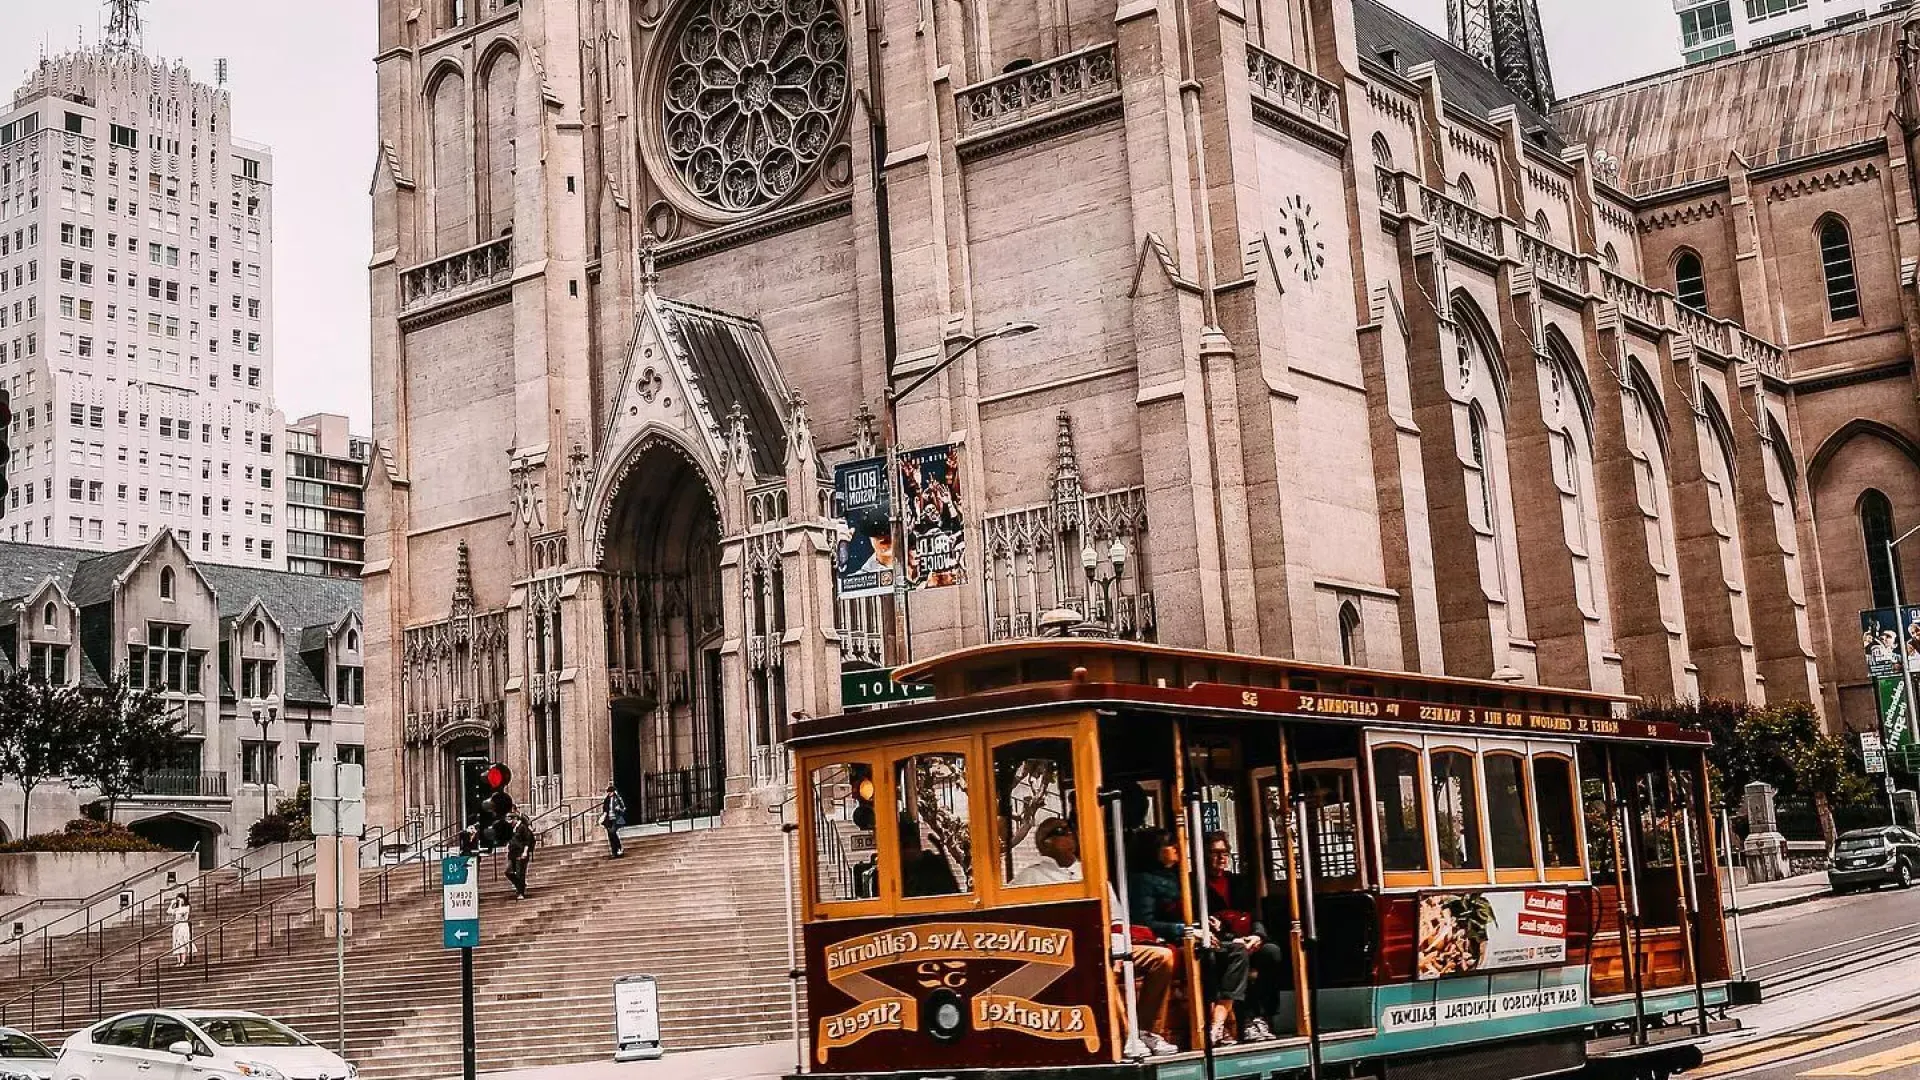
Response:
[335, 665, 364, 707]
[28, 644, 68, 684]
[1745, 0, 1806, 18]
[298, 743, 320, 785]
[241, 741, 278, 787]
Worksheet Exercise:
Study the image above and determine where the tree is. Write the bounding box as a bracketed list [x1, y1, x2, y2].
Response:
[0, 669, 94, 838]
[1640, 697, 1870, 843]
[247, 784, 314, 848]
[72, 677, 188, 822]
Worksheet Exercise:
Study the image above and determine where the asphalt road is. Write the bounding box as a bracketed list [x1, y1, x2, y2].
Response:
[1698, 1003, 1920, 1080]
[1736, 884, 1920, 983]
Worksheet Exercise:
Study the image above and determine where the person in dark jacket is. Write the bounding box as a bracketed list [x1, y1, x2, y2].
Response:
[601, 782, 627, 857]
[1205, 831, 1285, 1042]
[898, 818, 960, 897]
[1129, 828, 1251, 1047]
[505, 813, 537, 899]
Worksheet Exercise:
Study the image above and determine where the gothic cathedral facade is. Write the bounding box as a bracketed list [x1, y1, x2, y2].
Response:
[366, 0, 1825, 831]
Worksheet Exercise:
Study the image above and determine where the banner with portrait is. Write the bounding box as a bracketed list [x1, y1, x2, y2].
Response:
[1860, 605, 1920, 680]
[899, 445, 967, 590]
[834, 457, 895, 599]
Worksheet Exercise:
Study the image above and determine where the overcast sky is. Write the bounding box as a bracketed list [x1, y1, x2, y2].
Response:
[0, 1, 1674, 435]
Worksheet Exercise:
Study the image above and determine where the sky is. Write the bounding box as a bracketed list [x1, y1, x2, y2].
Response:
[0, 1, 1675, 436]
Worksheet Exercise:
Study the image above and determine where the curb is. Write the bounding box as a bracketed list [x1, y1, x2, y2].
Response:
[1724, 887, 1830, 917]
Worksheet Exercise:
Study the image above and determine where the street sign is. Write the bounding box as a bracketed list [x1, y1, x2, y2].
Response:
[442, 856, 479, 949]
[311, 761, 366, 836]
[1863, 731, 1888, 775]
[840, 666, 934, 710]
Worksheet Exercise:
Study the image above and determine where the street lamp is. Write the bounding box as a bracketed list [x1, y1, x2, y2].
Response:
[1081, 537, 1128, 633]
[883, 321, 1040, 662]
[1884, 525, 1920, 785]
[251, 705, 278, 826]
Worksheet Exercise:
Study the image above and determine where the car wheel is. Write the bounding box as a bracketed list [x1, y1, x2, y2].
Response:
[1899, 860, 1915, 889]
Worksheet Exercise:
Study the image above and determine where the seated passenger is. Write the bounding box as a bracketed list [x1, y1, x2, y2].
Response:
[1131, 828, 1250, 1048]
[898, 818, 960, 897]
[1013, 816, 1084, 885]
[1204, 830, 1284, 1043]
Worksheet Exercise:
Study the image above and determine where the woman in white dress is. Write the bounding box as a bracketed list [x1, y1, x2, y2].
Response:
[167, 894, 194, 966]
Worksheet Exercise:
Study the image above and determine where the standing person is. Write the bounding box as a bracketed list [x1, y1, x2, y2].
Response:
[601, 781, 627, 858]
[167, 894, 194, 966]
[506, 813, 537, 900]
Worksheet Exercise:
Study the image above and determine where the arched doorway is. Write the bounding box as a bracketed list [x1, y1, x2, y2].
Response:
[602, 440, 728, 824]
[128, 813, 222, 870]
[441, 732, 493, 830]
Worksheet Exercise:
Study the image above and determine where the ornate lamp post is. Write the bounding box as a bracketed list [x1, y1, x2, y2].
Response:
[1080, 538, 1128, 634]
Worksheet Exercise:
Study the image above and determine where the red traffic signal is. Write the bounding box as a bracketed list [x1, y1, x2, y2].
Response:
[484, 762, 512, 791]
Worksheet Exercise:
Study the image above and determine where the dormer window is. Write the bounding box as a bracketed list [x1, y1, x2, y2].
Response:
[159, 566, 175, 601]
[252, 621, 265, 646]
[42, 602, 55, 630]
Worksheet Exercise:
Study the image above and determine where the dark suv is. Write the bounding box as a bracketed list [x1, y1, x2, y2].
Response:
[1827, 827, 1920, 893]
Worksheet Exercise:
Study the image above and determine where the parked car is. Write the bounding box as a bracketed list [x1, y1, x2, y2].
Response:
[1826, 826, 1920, 893]
[0, 1026, 59, 1080]
[53, 1010, 355, 1080]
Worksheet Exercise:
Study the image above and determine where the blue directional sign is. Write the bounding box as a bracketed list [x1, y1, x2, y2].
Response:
[442, 855, 480, 949]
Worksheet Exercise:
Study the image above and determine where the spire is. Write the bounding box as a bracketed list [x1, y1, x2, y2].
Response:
[452, 539, 474, 618]
[105, 0, 145, 54]
[1050, 410, 1083, 508]
[638, 230, 660, 294]
[1446, 0, 1556, 114]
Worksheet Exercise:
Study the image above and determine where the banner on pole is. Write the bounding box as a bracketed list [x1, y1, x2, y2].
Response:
[834, 457, 895, 599]
[1860, 605, 1920, 679]
[1875, 676, 1917, 751]
[899, 445, 966, 590]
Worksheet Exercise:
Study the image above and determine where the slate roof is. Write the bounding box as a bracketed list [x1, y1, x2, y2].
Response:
[654, 297, 789, 477]
[0, 540, 360, 705]
[1353, 0, 1566, 152]
[1552, 8, 1906, 195]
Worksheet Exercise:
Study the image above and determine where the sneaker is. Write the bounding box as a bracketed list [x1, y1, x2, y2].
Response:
[1209, 1022, 1238, 1047]
[1241, 1018, 1276, 1043]
[1143, 1032, 1181, 1057]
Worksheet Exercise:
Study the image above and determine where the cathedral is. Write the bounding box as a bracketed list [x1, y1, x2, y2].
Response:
[364, 0, 1912, 830]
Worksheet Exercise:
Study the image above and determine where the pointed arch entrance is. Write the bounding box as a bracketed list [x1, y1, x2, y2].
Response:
[602, 438, 728, 824]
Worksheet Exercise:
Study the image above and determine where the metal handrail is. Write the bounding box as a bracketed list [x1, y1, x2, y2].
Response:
[0, 848, 200, 940]
[4, 837, 315, 984]
[0, 854, 316, 1031]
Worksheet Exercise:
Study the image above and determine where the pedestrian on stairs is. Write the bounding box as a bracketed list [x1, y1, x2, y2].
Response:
[167, 894, 194, 966]
[601, 781, 627, 858]
[506, 813, 536, 899]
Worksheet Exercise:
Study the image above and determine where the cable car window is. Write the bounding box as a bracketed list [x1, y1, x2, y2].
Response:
[1299, 767, 1361, 881]
[1532, 755, 1581, 872]
[810, 762, 879, 903]
[1430, 750, 1484, 873]
[896, 752, 973, 898]
[1634, 768, 1676, 869]
[1372, 745, 1428, 874]
[1484, 752, 1534, 871]
[995, 738, 1079, 888]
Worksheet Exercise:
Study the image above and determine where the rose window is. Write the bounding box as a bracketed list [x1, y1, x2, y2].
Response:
[661, 0, 847, 213]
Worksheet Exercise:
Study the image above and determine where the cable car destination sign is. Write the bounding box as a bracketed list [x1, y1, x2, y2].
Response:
[1179, 684, 1703, 744]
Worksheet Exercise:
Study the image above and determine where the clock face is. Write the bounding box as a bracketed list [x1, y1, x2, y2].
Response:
[1275, 195, 1327, 283]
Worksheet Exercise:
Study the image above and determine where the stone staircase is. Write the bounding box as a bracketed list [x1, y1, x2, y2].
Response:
[10, 824, 796, 1080]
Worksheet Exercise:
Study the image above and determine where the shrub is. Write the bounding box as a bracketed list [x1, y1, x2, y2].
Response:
[0, 818, 166, 853]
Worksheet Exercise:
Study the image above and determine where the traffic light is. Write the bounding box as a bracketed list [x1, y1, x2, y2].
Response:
[482, 761, 514, 846]
[0, 389, 10, 517]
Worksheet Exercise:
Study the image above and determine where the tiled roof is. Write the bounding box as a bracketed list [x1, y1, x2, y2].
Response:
[1353, 0, 1567, 151]
[69, 548, 144, 608]
[0, 543, 89, 606]
[1552, 10, 1904, 195]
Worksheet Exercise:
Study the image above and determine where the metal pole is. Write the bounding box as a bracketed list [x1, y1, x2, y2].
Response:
[335, 768, 348, 1056]
[1292, 796, 1322, 1080]
[1721, 809, 1747, 979]
[1182, 792, 1216, 1080]
[1679, 804, 1709, 1036]
[781, 816, 802, 1075]
[461, 945, 476, 1080]
[1889, 536, 1920, 750]
[1105, 792, 1148, 1061]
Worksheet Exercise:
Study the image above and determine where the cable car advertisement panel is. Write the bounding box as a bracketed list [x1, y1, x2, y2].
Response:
[803, 901, 1112, 1072]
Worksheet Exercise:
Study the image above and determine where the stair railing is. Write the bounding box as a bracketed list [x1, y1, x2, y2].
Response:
[4, 837, 315, 985]
[0, 848, 200, 959]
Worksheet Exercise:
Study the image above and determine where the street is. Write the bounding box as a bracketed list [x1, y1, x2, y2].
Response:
[1688, 885, 1920, 1080]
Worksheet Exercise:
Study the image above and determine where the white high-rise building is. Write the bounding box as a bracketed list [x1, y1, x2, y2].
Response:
[0, 47, 283, 567]
[1674, 0, 1898, 65]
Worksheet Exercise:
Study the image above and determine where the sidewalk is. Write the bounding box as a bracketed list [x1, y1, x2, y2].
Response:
[448, 1040, 799, 1080]
[1723, 869, 1828, 914]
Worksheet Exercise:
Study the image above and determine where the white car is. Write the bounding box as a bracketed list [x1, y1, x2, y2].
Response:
[0, 1026, 59, 1080]
[53, 1010, 355, 1080]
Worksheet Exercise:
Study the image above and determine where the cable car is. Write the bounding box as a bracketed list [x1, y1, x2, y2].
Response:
[791, 639, 1743, 1080]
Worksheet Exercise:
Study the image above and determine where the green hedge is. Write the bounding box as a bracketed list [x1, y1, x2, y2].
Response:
[0, 818, 167, 853]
